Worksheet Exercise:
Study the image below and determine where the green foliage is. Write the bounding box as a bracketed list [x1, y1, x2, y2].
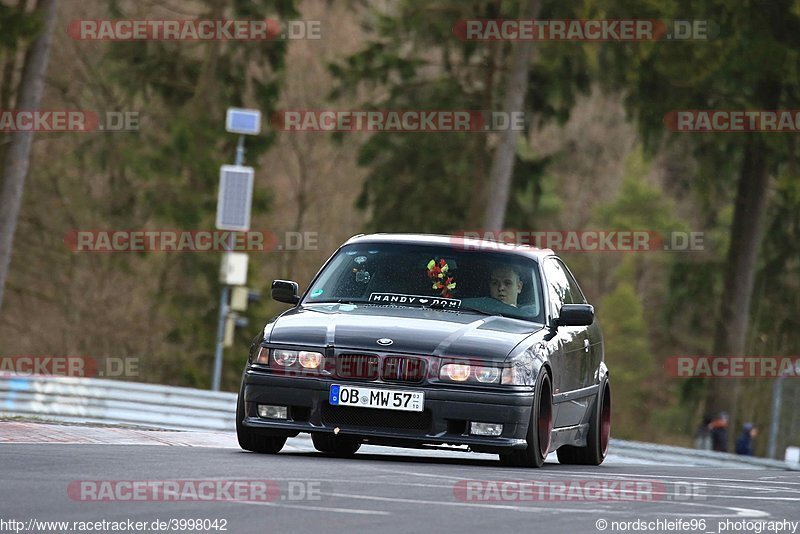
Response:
[596, 147, 685, 234]
[594, 0, 800, 432]
[61, 1, 295, 388]
[332, 0, 594, 232]
[0, 3, 40, 49]
[599, 280, 653, 439]
[751, 170, 800, 356]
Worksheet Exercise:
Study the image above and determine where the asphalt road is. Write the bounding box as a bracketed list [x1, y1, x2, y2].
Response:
[1, 428, 799, 534]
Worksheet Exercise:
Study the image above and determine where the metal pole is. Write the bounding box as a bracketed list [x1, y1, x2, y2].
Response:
[767, 374, 785, 459]
[211, 134, 246, 391]
[235, 135, 245, 166]
[211, 285, 229, 391]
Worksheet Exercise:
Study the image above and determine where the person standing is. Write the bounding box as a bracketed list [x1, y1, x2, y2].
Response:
[709, 412, 730, 452]
[735, 423, 758, 456]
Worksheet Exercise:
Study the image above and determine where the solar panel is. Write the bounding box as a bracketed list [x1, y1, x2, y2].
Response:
[225, 108, 261, 135]
[216, 165, 254, 231]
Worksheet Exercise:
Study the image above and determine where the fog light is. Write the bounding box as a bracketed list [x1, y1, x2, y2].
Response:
[258, 405, 288, 419]
[470, 422, 503, 436]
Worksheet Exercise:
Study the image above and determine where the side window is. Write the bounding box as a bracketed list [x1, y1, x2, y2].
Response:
[557, 259, 587, 304]
[543, 258, 572, 319]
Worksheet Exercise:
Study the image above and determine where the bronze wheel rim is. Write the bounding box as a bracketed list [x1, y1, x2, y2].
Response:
[537, 376, 553, 458]
[599, 384, 611, 457]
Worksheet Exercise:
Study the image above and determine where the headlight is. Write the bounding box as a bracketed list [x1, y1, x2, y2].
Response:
[442, 363, 471, 381]
[475, 366, 501, 383]
[265, 349, 324, 369]
[440, 363, 502, 384]
[272, 349, 298, 366]
[298, 351, 323, 369]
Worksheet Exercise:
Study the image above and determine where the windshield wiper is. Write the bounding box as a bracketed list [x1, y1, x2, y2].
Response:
[449, 305, 504, 318]
[305, 299, 368, 305]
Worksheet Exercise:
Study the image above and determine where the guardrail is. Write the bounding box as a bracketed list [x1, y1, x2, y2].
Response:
[1, 375, 797, 469]
[0, 375, 236, 431]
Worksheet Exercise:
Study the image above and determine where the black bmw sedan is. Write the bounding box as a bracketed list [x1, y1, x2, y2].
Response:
[236, 233, 610, 467]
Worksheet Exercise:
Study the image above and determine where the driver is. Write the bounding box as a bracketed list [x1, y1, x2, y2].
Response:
[489, 266, 523, 307]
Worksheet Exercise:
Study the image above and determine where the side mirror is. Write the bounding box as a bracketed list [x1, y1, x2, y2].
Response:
[271, 280, 300, 305]
[556, 304, 594, 327]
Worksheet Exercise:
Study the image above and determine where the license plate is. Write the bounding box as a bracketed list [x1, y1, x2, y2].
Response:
[329, 384, 424, 412]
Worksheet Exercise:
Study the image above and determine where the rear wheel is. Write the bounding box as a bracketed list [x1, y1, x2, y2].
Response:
[236, 382, 287, 454]
[312, 432, 361, 457]
[557, 375, 611, 465]
[499, 370, 552, 468]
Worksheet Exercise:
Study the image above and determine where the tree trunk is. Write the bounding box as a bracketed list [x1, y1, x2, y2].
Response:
[0, 0, 58, 311]
[482, 0, 539, 232]
[706, 139, 771, 418]
[705, 78, 780, 446]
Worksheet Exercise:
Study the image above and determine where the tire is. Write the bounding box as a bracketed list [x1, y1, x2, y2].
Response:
[557, 375, 611, 465]
[311, 432, 361, 457]
[236, 382, 287, 454]
[499, 370, 553, 468]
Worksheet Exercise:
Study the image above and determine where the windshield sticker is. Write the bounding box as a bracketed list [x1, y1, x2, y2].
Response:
[427, 258, 457, 298]
[369, 292, 461, 309]
[310, 289, 324, 298]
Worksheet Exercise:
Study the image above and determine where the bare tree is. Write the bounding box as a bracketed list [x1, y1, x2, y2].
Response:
[482, 0, 540, 231]
[0, 0, 58, 311]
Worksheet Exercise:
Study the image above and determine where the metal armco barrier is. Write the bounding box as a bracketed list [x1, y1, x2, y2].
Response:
[1, 375, 797, 469]
[0, 375, 236, 431]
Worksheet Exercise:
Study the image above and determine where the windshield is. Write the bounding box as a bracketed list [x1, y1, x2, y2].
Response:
[303, 242, 544, 323]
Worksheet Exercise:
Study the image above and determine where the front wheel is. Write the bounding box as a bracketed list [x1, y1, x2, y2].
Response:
[557, 375, 611, 465]
[499, 370, 553, 468]
[236, 382, 287, 454]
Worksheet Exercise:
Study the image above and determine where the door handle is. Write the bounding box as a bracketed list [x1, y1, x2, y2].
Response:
[583, 339, 590, 353]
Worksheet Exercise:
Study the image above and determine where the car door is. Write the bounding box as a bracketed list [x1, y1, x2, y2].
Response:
[558, 259, 602, 389]
[542, 257, 589, 427]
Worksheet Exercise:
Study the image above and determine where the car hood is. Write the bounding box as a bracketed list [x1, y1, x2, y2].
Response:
[266, 304, 543, 361]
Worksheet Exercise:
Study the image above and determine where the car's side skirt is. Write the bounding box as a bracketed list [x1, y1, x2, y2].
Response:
[549, 423, 590, 452]
[552, 383, 599, 428]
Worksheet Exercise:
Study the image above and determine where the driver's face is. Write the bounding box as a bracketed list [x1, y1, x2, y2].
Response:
[489, 268, 523, 306]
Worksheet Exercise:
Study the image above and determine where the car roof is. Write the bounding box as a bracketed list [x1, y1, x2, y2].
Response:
[343, 233, 556, 260]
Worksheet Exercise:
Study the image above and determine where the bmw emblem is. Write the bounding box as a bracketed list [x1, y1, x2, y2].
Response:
[377, 338, 393, 346]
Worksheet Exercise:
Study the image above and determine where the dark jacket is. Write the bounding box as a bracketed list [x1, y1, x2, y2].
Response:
[736, 426, 755, 456]
[709, 420, 728, 452]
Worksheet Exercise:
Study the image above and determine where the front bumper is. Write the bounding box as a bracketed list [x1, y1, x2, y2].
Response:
[241, 369, 534, 452]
